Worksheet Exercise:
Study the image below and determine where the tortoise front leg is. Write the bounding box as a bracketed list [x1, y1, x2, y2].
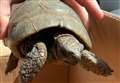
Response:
[19, 42, 47, 83]
[54, 34, 113, 76]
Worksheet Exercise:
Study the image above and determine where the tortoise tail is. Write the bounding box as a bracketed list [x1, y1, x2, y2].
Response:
[5, 53, 19, 74]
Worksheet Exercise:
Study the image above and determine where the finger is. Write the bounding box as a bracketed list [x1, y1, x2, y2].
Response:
[0, 16, 9, 39]
[0, 0, 10, 39]
[0, 0, 10, 16]
[61, 0, 90, 28]
[71, 2, 90, 28]
[76, 0, 104, 20]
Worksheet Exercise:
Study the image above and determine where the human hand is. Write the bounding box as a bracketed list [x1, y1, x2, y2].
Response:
[0, 0, 24, 39]
[0, 0, 10, 39]
[61, 0, 104, 28]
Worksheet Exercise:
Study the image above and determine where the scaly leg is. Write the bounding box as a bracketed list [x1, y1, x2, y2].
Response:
[54, 34, 113, 76]
[19, 42, 47, 83]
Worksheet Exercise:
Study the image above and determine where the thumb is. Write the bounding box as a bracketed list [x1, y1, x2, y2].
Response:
[0, 16, 9, 39]
[0, 0, 10, 39]
[76, 0, 104, 20]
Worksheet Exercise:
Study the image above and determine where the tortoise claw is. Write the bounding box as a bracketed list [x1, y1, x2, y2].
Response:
[19, 42, 47, 83]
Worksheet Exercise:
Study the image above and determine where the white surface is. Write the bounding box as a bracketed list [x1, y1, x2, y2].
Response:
[0, 40, 11, 56]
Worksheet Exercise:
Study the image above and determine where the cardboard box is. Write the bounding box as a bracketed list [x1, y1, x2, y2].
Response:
[0, 11, 120, 83]
[69, 11, 120, 83]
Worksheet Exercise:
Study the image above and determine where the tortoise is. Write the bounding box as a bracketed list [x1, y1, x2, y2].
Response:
[4, 0, 113, 83]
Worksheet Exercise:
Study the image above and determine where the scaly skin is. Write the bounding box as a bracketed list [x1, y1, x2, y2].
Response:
[20, 42, 47, 83]
[5, 0, 113, 83]
[54, 34, 113, 76]
[6, 33, 113, 83]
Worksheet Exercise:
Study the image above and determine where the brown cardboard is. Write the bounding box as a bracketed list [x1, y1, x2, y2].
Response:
[0, 11, 120, 83]
[69, 11, 120, 83]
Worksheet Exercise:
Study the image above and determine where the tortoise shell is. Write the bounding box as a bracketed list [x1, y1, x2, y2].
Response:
[4, 0, 92, 57]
